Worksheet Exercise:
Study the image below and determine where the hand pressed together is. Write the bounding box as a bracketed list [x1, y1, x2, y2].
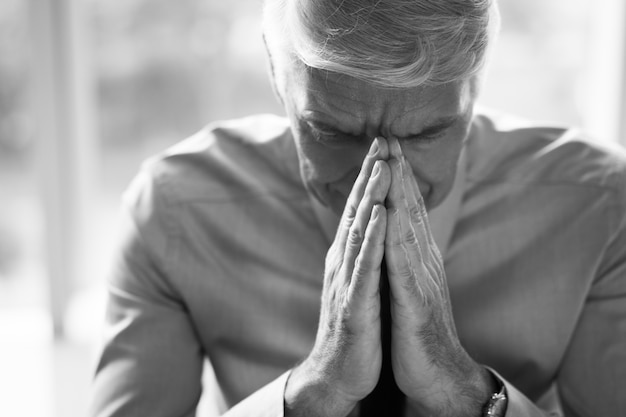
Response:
[385, 137, 495, 416]
[285, 137, 495, 417]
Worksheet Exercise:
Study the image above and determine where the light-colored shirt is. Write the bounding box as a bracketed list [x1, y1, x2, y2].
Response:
[90, 109, 626, 417]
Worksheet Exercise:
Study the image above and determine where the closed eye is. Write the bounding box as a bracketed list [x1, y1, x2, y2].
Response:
[306, 122, 360, 145]
[403, 121, 457, 144]
[405, 129, 447, 144]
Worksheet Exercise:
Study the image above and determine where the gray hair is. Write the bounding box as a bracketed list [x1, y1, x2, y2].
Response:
[263, 0, 500, 88]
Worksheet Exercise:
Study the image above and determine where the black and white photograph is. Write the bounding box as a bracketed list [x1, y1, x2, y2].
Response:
[1, 1, 625, 416]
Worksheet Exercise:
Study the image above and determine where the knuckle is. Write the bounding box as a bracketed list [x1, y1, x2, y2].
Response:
[416, 194, 426, 209]
[409, 205, 422, 222]
[347, 226, 364, 246]
[404, 229, 419, 246]
[343, 202, 358, 224]
[353, 256, 372, 278]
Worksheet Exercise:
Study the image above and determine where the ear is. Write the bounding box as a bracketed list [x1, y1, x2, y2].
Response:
[263, 33, 285, 107]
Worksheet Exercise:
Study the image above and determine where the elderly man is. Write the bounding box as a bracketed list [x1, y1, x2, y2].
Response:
[90, 0, 626, 416]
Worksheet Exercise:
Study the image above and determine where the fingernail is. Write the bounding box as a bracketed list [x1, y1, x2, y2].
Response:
[368, 138, 379, 156]
[371, 204, 379, 220]
[372, 160, 381, 177]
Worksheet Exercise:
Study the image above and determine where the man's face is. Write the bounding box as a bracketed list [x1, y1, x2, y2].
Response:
[274, 58, 475, 215]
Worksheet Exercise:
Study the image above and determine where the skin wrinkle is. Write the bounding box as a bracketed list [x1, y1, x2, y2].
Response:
[396, 145, 441, 302]
[417, 310, 485, 414]
[267, 3, 499, 412]
[396, 209, 425, 302]
[400, 154, 448, 278]
[384, 135, 490, 415]
[353, 215, 380, 282]
[298, 134, 388, 412]
[292, 75, 468, 211]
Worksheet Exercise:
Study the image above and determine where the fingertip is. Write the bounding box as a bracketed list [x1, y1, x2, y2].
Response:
[388, 136, 403, 158]
[371, 159, 382, 178]
[370, 203, 387, 222]
[388, 158, 404, 190]
[370, 204, 380, 221]
[375, 136, 390, 159]
[376, 159, 391, 182]
[369, 202, 383, 219]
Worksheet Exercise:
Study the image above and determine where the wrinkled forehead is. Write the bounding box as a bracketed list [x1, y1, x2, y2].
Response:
[286, 64, 475, 137]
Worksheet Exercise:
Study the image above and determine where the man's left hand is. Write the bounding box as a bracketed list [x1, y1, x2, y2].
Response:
[384, 137, 495, 416]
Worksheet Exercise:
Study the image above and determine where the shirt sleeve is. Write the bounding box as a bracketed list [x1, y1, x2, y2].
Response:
[490, 206, 626, 417]
[89, 167, 290, 417]
[555, 199, 626, 417]
[488, 194, 626, 417]
[487, 368, 561, 417]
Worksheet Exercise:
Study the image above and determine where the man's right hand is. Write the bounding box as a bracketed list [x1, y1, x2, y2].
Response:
[285, 137, 391, 417]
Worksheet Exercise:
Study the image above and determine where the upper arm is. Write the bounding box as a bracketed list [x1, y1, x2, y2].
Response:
[90, 168, 204, 417]
[557, 201, 626, 416]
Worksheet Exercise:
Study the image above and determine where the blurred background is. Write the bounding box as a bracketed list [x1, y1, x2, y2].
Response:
[1, 0, 625, 416]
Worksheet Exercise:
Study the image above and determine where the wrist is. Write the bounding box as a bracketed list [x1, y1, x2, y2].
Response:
[406, 364, 497, 417]
[284, 361, 358, 417]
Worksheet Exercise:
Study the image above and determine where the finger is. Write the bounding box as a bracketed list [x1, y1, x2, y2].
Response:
[335, 137, 389, 250]
[398, 153, 446, 276]
[386, 207, 437, 308]
[344, 160, 390, 275]
[348, 204, 387, 302]
[389, 138, 441, 264]
[401, 155, 437, 245]
[385, 157, 437, 305]
[385, 154, 422, 262]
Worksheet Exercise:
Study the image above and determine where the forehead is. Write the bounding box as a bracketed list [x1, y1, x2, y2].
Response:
[284, 62, 473, 136]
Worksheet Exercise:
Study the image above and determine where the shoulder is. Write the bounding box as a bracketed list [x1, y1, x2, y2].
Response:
[468, 108, 626, 203]
[119, 114, 307, 251]
[124, 114, 303, 211]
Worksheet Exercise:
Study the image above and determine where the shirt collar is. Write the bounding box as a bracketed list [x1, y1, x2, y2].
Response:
[309, 149, 467, 258]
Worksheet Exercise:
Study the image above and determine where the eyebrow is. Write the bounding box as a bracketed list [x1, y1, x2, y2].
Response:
[301, 117, 357, 136]
[302, 114, 463, 138]
[403, 115, 461, 138]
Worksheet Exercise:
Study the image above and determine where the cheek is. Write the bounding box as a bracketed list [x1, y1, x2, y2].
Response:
[295, 135, 364, 182]
[403, 136, 464, 205]
[404, 144, 458, 181]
